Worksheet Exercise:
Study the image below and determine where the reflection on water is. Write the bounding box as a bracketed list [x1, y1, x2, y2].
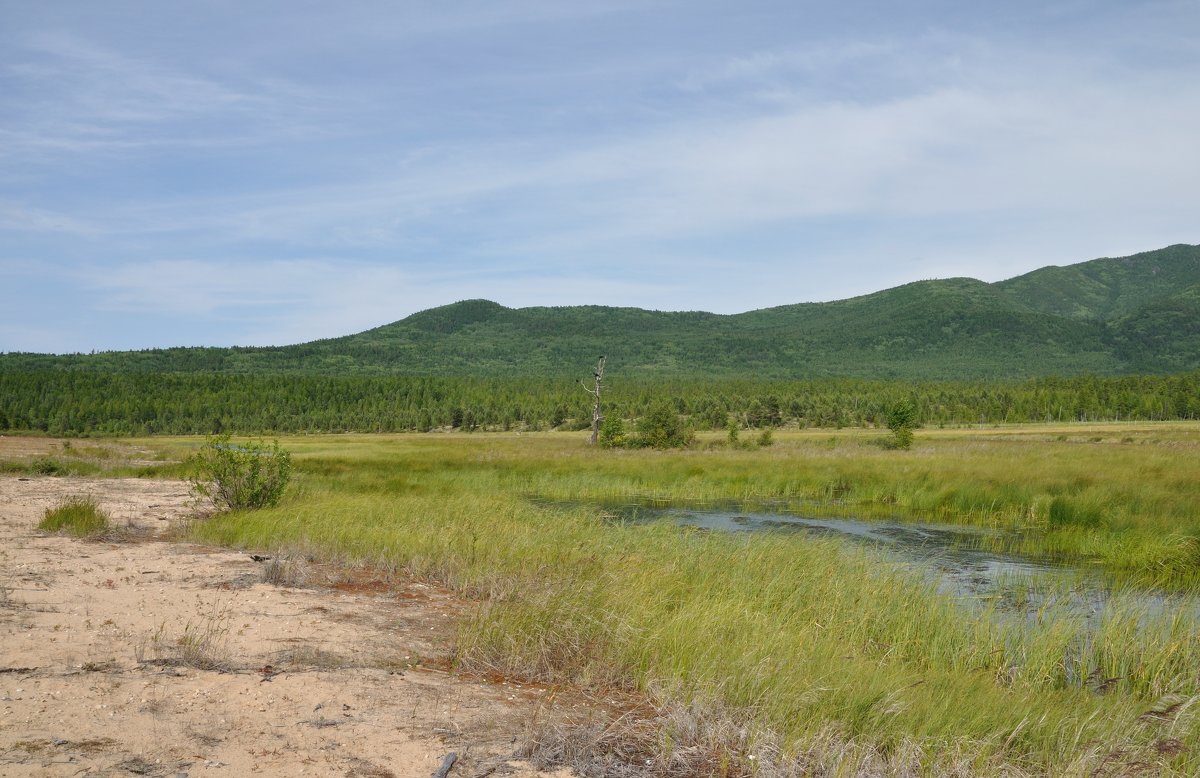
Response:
[587, 500, 1190, 623]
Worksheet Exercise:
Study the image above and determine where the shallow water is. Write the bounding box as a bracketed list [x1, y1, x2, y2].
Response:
[587, 500, 1189, 623]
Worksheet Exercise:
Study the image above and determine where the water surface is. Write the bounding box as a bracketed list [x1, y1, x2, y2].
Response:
[587, 500, 1187, 623]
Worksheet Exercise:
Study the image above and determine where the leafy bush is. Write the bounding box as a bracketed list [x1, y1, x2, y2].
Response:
[633, 403, 694, 449]
[39, 495, 110, 537]
[191, 435, 292, 510]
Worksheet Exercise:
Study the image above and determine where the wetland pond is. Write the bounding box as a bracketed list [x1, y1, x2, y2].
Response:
[578, 500, 1196, 626]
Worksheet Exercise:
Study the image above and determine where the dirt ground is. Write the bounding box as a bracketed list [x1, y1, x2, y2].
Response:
[0, 474, 576, 778]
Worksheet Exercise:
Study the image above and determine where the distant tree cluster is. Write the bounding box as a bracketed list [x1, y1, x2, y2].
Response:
[0, 370, 1197, 437]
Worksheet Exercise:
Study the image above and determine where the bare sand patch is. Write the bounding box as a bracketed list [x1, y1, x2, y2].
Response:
[0, 475, 572, 777]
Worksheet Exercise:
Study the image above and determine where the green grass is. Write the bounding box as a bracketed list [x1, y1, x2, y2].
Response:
[38, 495, 112, 538]
[175, 425, 1200, 774]
[184, 424, 1200, 584]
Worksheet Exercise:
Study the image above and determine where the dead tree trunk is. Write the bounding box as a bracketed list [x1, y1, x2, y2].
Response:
[584, 355, 605, 445]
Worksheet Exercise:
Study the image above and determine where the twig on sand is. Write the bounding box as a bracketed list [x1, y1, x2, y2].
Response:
[433, 751, 458, 778]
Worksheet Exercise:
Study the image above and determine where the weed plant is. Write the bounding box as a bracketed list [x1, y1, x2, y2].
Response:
[261, 555, 309, 587]
[38, 496, 112, 538]
[147, 603, 233, 671]
[186, 428, 1200, 774]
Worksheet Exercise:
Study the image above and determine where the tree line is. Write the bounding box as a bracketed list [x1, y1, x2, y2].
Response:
[1, 370, 1197, 436]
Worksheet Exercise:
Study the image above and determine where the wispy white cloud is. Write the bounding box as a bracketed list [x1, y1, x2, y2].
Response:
[0, 31, 336, 161]
[23, 33, 254, 120]
[52, 31, 1195, 249]
[1, 2, 1197, 351]
[0, 201, 98, 235]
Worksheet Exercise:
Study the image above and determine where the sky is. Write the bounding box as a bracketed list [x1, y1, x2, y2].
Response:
[2, 1, 1198, 353]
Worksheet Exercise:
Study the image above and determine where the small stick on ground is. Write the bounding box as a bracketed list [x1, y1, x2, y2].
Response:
[433, 751, 458, 778]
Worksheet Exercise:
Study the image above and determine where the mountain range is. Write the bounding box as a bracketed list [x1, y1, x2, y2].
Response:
[4, 244, 1198, 380]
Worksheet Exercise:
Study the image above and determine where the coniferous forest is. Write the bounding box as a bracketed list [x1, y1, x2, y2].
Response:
[2, 370, 1197, 436]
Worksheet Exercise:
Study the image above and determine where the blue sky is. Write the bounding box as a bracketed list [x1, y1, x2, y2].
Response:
[2, 1, 1197, 353]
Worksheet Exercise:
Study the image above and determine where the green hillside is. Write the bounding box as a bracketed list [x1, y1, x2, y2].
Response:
[1109, 283, 1200, 372]
[2, 244, 1198, 380]
[730, 278, 1114, 378]
[995, 243, 1200, 320]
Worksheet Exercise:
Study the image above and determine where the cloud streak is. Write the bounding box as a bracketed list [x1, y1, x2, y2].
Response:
[0, 31, 336, 163]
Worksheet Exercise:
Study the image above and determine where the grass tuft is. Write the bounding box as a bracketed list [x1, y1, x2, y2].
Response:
[38, 495, 111, 538]
[147, 609, 233, 672]
[261, 555, 309, 587]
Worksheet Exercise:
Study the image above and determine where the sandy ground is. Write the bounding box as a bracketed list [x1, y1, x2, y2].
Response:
[0, 474, 574, 778]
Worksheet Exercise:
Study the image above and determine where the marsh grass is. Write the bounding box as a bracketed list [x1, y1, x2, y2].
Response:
[177, 427, 1200, 773]
[38, 495, 112, 538]
[289, 426, 1199, 584]
[198, 491, 1200, 772]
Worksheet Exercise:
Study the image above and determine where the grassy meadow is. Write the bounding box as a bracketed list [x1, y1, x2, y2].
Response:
[138, 424, 1200, 773]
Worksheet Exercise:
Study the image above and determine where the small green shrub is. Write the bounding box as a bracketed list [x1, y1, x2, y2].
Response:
[756, 428, 775, 448]
[191, 435, 292, 511]
[633, 403, 694, 449]
[725, 417, 740, 446]
[31, 457, 66, 475]
[39, 496, 110, 537]
[597, 415, 627, 448]
[884, 400, 917, 450]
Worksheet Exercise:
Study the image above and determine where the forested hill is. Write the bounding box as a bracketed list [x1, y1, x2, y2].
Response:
[4, 244, 1198, 380]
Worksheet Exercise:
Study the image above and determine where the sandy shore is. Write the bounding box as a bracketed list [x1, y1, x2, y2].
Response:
[0, 475, 572, 778]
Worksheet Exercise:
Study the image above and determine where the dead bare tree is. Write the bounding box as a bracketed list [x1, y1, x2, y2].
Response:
[582, 355, 605, 445]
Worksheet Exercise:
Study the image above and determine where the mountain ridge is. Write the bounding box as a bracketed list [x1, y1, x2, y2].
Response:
[3, 244, 1198, 380]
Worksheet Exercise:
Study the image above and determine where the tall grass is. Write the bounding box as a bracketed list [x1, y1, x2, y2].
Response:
[185, 426, 1200, 773]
